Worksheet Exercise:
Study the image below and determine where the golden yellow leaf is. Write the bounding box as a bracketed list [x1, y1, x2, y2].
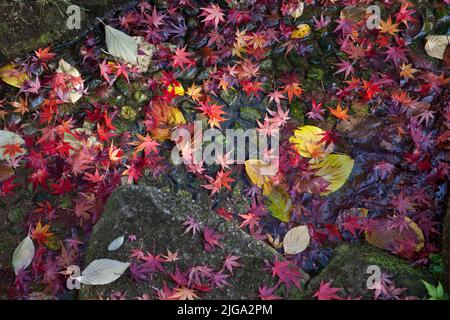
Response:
[0, 64, 29, 88]
[168, 83, 185, 96]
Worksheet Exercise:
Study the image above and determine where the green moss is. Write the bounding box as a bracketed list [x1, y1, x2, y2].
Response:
[290, 100, 304, 122]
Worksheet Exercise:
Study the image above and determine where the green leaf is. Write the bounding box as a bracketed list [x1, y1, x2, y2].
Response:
[265, 185, 292, 222]
[105, 25, 138, 65]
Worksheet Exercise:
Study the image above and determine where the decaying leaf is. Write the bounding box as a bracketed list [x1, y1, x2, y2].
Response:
[283, 225, 310, 255]
[12, 236, 35, 274]
[77, 259, 130, 285]
[310, 154, 354, 195]
[0, 161, 14, 182]
[340, 5, 367, 23]
[267, 233, 283, 249]
[108, 236, 125, 251]
[105, 25, 138, 65]
[135, 36, 156, 71]
[149, 103, 186, 141]
[289, 125, 334, 158]
[365, 216, 425, 253]
[291, 24, 311, 39]
[265, 185, 292, 222]
[0, 64, 29, 88]
[0, 130, 26, 161]
[425, 35, 450, 60]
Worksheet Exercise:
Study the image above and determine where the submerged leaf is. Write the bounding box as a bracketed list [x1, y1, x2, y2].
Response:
[310, 154, 354, 195]
[78, 259, 130, 285]
[12, 236, 35, 274]
[105, 25, 138, 65]
[0, 64, 29, 88]
[265, 185, 292, 222]
[283, 225, 310, 254]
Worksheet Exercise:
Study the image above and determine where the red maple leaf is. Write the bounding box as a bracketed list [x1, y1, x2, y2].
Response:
[313, 281, 344, 300]
[200, 4, 225, 29]
[201, 170, 234, 195]
[172, 46, 195, 70]
[259, 285, 282, 300]
[271, 258, 303, 289]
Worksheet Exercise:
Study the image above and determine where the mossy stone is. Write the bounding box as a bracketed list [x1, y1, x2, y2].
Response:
[79, 185, 304, 300]
[305, 243, 435, 299]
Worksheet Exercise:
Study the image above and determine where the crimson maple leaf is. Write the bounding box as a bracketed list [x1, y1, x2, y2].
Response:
[222, 255, 242, 274]
[259, 285, 282, 300]
[203, 227, 224, 252]
[271, 258, 303, 289]
[313, 281, 344, 300]
[200, 4, 225, 29]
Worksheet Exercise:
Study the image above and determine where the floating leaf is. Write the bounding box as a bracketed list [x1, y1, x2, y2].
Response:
[425, 35, 450, 60]
[105, 25, 138, 65]
[0, 130, 26, 161]
[283, 225, 310, 255]
[0, 64, 29, 88]
[12, 236, 35, 275]
[108, 236, 125, 251]
[265, 185, 292, 222]
[310, 154, 354, 195]
[289, 125, 334, 158]
[365, 216, 425, 253]
[78, 259, 130, 285]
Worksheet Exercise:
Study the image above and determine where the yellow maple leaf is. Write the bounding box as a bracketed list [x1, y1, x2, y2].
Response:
[399, 63, 418, 79]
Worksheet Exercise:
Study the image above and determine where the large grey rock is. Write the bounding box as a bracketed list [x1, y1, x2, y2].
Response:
[305, 243, 434, 299]
[79, 185, 298, 300]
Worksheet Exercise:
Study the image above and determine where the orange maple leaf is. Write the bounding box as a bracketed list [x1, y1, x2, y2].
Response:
[328, 102, 350, 121]
[31, 221, 54, 245]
